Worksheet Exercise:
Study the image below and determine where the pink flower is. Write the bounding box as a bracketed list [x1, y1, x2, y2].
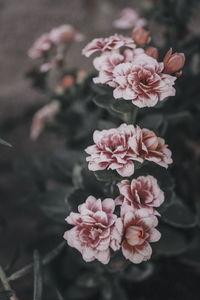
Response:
[28, 33, 53, 59]
[131, 128, 173, 168]
[113, 8, 147, 29]
[82, 34, 136, 57]
[93, 48, 144, 85]
[117, 176, 164, 210]
[85, 124, 143, 177]
[111, 53, 176, 108]
[119, 208, 161, 263]
[30, 100, 60, 141]
[85, 124, 172, 176]
[63, 196, 117, 264]
[49, 24, 84, 44]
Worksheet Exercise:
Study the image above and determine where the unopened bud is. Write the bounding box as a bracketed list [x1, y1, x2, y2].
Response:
[132, 27, 151, 46]
[163, 48, 185, 75]
[145, 46, 159, 59]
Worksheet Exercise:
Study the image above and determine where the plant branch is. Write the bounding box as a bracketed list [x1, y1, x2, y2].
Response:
[8, 241, 65, 282]
[0, 265, 19, 300]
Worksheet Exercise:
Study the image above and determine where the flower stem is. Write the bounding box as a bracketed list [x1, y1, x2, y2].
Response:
[0, 265, 19, 300]
[8, 241, 65, 282]
[123, 107, 138, 124]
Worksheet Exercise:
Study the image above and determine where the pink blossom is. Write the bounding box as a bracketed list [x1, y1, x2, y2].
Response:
[130, 128, 173, 168]
[132, 27, 151, 46]
[85, 124, 144, 177]
[82, 34, 136, 57]
[85, 124, 172, 176]
[63, 196, 117, 264]
[93, 48, 144, 85]
[119, 208, 161, 263]
[111, 53, 176, 108]
[49, 24, 84, 44]
[30, 100, 60, 141]
[117, 176, 164, 211]
[28, 33, 53, 59]
[113, 8, 147, 29]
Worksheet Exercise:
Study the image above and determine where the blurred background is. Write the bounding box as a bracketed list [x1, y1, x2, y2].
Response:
[1, 0, 200, 299]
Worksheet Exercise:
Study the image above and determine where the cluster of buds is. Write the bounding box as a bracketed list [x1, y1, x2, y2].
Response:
[28, 24, 84, 72]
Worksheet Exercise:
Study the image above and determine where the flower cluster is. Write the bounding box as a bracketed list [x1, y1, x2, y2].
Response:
[28, 24, 83, 72]
[82, 31, 185, 108]
[63, 24, 185, 267]
[85, 123, 172, 177]
[64, 175, 162, 264]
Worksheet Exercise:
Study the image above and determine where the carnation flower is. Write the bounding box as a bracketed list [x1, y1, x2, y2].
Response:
[49, 24, 84, 44]
[85, 124, 172, 176]
[116, 208, 161, 263]
[82, 34, 136, 57]
[113, 8, 147, 29]
[85, 124, 143, 177]
[111, 53, 176, 108]
[30, 100, 60, 141]
[28, 33, 53, 59]
[64, 196, 117, 264]
[93, 48, 144, 85]
[129, 128, 173, 168]
[117, 176, 164, 210]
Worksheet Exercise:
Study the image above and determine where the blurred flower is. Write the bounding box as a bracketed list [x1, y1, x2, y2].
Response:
[145, 46, 159, 59]
[113, 8, 147, 29]
[64, 196, 117, 264]
[132, 27, 151, 46]
[61, 75, 75, 88]
[28, 25, 83, 72]
[116, 176, 164, 211]
[163, 48, 185, 76]
[119, 208, 161, 263]
[85, 124, 172, 177]
[30, 100, 60, 141]
[28, 33, 53, 59]
[111, 53, 176, 108]
[82, 34, 136, 57]
[49, 24, 84, 44]
[76, 70, 88, 84]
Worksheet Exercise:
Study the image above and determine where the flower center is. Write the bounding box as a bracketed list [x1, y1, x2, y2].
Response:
[125, 225, 145, 246]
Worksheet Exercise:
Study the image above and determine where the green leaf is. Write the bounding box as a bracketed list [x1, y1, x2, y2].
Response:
[180, 230, 200, 267]
[110, 100, 134, 113]
[121, 262, 154, 282]
[162, 197, 197, 228]
[93, 94, 114, 109]
[33, 250, 43, 300]
[153, 224, 188, 256]
[0, 138, 12, 147]
[94, 170, 122, 182]
[39, 188, 72, 223]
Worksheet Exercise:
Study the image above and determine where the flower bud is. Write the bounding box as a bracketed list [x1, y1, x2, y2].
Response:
[132, 27, 151, 46]
[145, 46, 159, 59]
[163, 48, 185, 75]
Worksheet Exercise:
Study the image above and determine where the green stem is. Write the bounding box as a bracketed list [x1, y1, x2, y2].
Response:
[123, 107, 138, 124]
[0, 265, 19, 300]
[8, 241, 65, 282]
